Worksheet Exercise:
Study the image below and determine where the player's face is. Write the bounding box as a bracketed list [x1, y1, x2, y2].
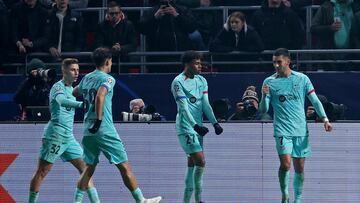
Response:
[63, 64, 79, 83]
[230, 17, 244, 33]
[188, 59, 202, 75]
[272, 55, 290, 73]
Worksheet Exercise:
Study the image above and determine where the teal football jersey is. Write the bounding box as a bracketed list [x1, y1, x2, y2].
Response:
[78, 69, 117, 136]
[263, 71, 314, 137]
[44, 80, 77, 141]
[171, 72, 217, 135]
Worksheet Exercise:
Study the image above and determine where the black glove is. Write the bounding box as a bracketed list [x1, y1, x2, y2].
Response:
[213, 123, 223, 135]
[88, 119, 102, 134]
[193, 124, 209, 136]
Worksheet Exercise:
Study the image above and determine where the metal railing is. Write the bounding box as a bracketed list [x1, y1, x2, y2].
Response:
[20, 49, 360, 74]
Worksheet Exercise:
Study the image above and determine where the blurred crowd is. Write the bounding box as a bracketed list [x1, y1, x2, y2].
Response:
[1, 0, 360, 73]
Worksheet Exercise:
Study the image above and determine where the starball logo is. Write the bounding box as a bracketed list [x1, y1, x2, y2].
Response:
[0, 154, 18, 203]
[279, 94, 299, 102]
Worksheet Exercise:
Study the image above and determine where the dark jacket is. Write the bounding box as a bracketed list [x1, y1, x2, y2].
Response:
[193, 9, 222, 46]
[209, 25, 264, 52]
[311, 1, 359, 49]
[95, 17, 137, 54]
[47, 7, 83, 51]
[251, 2, 305, 50]
[0, 4, 8, 64]
[350, 11, 360, 48]
[138, 3, 196, 51]
[10, 1, 49, 51]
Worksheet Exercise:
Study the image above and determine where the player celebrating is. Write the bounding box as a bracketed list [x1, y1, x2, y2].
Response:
[171, 50, 223, 203]
[73, 47, 161, 203]
[259, 48, 333, 203]
[29, 58, 100, 203]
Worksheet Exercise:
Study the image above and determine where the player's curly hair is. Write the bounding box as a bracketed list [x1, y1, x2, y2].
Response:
[181, 50, 203, 66]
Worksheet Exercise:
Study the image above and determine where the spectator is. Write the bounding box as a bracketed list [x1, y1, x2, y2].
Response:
[121, 98, 164, 121]
[210, 11, 264, 52]
[95, 1, 137, 63]
[212, 0, 262, 6]
[350, 10, 360, 48]
[311, 0, 355, 49]
[306, 94, 347, 121]
[10, 0, 49, 54]
[282, 0, 312, 8]
[46, 0, 84, 59]
[0, 0, 8, 68]
[39, 0, 88, 9]
[129, 98, 145, 113]
[228, 85, 272, 120]
[251, 0, 305, 50]
[13, 58, 57, 121]
[138, 0, 196, 51]
[209, 11, 264, 71]
[180, 0, 223, 50]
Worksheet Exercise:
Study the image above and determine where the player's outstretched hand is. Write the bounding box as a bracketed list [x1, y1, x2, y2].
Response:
[88, 119, 102, 134]
[193, 124, 209, 136]
[213, 123, 223, 135]
[324, 121, 332, 132]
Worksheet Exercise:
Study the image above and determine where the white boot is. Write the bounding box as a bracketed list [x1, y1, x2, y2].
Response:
[141, 196, 162, 203]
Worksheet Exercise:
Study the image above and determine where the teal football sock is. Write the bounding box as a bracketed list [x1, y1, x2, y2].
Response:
[278, 169, 290, 200]
[183, 167, 194, 203]
[194, 166, 205, 202]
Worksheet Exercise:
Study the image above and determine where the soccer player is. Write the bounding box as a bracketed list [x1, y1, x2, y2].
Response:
[73, 47, 162, 203]
[259, 48, 333, 203]
[171, 51, 223, 203]
[29, 58, 100, 203]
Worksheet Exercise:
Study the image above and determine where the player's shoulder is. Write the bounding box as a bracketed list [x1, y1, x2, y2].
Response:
[291, 71, 310, 80]
[196, 74, 207, 82]
[264, 73, 277, 82]
[103, 73, 115, 82]
[51, 80, 65, 91]
[172, 72, 185, 83]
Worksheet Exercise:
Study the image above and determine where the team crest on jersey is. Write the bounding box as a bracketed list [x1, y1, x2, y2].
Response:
[174, 84, 180, 92]
[107, 77, 113, 84]
[279, 95, 286, 102]
[190, 96, 197, 103]
[54, 85, 62, 92]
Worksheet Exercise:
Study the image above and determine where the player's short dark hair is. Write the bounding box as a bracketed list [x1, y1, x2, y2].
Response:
[181, 50, 202, 66]
[273, 48, 290, 58]
[62, 58, 78, 70]
[92, 47, 112, 67]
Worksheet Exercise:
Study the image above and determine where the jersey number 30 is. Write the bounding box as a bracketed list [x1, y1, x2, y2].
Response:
[83, 88, 97, 112]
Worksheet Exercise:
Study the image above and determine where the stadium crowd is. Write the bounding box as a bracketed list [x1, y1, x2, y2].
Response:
[0, 0, 360, 73]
